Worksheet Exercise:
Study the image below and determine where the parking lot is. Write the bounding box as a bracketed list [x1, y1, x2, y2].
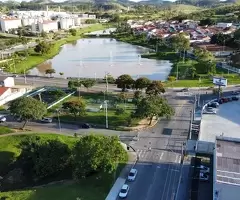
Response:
[199, 98, 240, 142]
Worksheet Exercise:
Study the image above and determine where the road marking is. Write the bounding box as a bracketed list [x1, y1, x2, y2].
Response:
[160, 152, 164, 160]
[178, 155, 181, 164]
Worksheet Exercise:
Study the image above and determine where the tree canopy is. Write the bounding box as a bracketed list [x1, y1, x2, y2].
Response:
[45, 69, 56, 77]
[115, 74, 134, 91]
[146, 81, 165, 96]
[72, 135, 127, 179]
[18, 136, 71, 180]
[9, 97, 47, 128]
[62, 99, 86, 120]
[134, 95, 174, 125]
[169, 33, 190, 51]
[135, 77, 151, 90]
[81, 79, 96, 90]
[34, 41, 52, 55]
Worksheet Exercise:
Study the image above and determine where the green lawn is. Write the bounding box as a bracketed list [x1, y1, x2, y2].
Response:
[52, 92, 138, 128]
[10, 24, 106, 73]
[0, 133, 126, 200]
[0, 126, 14, 135]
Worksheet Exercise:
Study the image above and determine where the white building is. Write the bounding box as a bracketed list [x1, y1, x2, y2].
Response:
[216, 23, 232, 29]
[0, 76, 15, 87]
[59, 18, 75, 29]
[74, 17, 82, 26]
[32, 20, 58, 33]
[22, 18, 35, 26]
[214, 137, 240, 200]
[0, 18, 22, 32]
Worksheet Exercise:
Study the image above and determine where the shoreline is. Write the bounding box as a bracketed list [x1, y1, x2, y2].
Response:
[12, 24, 107, 74]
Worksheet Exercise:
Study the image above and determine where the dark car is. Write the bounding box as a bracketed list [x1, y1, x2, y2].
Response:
[180, 88, 189, 92]
[227, 97, 232, 102]
[232, 96, 239, 101]
[232, 91, 240, 95]
[221, 98, 228, 103]
[82, 123, 91, 129]
[207, 102, 219, 108]
[218, 99, 223, 104]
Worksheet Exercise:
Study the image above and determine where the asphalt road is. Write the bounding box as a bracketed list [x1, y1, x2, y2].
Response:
[125, 92, 192, 200]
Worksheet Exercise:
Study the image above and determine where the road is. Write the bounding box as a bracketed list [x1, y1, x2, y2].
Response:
[124, 92, 192, 200]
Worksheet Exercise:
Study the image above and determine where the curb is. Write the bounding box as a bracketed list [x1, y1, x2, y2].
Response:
[105, 151, 138, 200]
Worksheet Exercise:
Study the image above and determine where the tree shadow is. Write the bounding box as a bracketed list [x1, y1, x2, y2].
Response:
[0, 151, 16, 175]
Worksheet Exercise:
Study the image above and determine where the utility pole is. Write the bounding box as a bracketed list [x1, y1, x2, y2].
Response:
[176, 62, 179, 80]
[56, 109, 61, 132]
[24, 69, 27, 84]
[105, 100, 108, 129]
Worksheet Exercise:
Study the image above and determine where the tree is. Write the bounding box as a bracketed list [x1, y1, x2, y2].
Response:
[134, 96, 174, 125]
[9, 97, 47, 128]
[135, 77, 151, 90]
[81, 79, 96, 90]
[62, 99, 86, 120]
[18, 136, 71, 180]
[146, 81, 165, 96]
[133, 90, 143, 105]
[69, 28, 77, 36]
[234, 29, 240, 41]
[115, 74, 134, 91]
[199, 18, 216, 26]
[213, 87, 223, 95]
[168, 76, 176, 87]
[41, 31, 47, 38]
[169, 33, 190, 52]
[45, 69, 56, 77]
[72, 135, 127, 179]
[59, 72, 64, 77]
[187, 66, 197, 78]
[194, 48, 215, 62]
[34, 41, 52, 55]
[210, 33, 231, 45]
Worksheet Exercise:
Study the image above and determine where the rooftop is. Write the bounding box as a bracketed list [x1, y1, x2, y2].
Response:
[199, 100, 240, 143]
[216, 139, 240, 185]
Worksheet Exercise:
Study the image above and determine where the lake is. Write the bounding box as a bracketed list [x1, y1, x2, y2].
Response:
[29, 38, 172, 80]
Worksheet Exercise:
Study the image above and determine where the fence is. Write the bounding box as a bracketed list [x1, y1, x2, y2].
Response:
[47, 91, 75, 109]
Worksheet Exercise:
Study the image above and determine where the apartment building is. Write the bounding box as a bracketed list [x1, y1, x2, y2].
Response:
[32, 20, 58, 33]
[0, 17, 22, 32]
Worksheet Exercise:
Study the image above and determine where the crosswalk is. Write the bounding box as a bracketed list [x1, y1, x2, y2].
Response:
[136, 149, 182, 164]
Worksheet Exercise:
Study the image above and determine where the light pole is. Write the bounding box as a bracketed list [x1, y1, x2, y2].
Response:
[56, 109, 61, 132]
[176, 62, 179, 80]
[24, 69, 27, 84]
[104, 100, 108, 129]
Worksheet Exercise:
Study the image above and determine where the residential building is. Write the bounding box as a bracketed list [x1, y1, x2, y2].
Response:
[0, 76, 15, 87]
[0, 17, 22, 32]
[0, 87, 12, 99]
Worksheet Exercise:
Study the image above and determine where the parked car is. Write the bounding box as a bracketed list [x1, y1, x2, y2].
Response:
[207, 102, 219, 108]
[232, 96, 239, 101]
[232, 91, 240, 95]
[82, 123, 91, 129]
[119, 184, 129, 198]
[0, 116, 6, 123]
[203, 107, 216, 114]
[196, 165, 210, 173]
[221, 98, 228, 103]
[199, 172, 209, 181]
[127, 168, 138, 181]
[180, 88, 189, 92]
[41, 117, 52, 123]
[227, 97, 232, 102]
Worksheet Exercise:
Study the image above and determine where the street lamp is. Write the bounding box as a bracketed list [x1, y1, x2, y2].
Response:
[56, 109, 61, 132]
[104, 100, 108, 129]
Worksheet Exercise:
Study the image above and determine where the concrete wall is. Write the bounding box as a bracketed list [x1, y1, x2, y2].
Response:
[4, 77, 15, 87]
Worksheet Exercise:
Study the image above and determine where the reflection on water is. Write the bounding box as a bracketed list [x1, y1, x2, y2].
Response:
[37, 61, 52, 74]
[29, 38, 172, 80]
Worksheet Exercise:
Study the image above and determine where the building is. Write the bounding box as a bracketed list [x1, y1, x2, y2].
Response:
[32, 20, 58, 33]
[0, 18, 22, 32]
[0, 77, 15, 87]
[59, 18, 75, 29]
[0, 87, 12, 99]
[214, 137, 240, 200]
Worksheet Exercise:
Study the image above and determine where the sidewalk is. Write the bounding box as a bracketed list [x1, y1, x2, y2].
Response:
[105, 151, 137, 200]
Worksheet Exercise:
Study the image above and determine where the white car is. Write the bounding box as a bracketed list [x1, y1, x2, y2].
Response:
[119, 184, 129, 198]
[0, 116, 6, 122]
[203, 107, 216, 114]
[197, 165, 210, 173]
[127, 168, 138, 181]
[199, 172, 209, 181]
[41, 117, 53, 123]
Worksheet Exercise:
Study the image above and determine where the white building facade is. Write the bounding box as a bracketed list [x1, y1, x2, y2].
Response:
[0, 18, 22, 32]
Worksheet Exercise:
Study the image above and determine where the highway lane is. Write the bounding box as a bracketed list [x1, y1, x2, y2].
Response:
[127, 93, 192, 200]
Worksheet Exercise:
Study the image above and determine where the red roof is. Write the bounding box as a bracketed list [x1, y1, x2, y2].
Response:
[0, 87, 9, 96]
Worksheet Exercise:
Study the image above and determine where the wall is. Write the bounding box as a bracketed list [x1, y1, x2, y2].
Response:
[0, 88, 11, 100]
[0, 88, 32, 106]
[4, 77, 15, 87]
[0, 19, 22, 32]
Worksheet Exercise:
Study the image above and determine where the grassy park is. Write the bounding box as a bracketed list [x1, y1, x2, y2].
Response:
[49, 91, 140, 129]
[0, 133, 126, 200]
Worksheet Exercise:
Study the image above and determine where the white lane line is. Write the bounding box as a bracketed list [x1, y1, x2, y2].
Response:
[178, 155, 181, 164]
[160, 152, 164, 160]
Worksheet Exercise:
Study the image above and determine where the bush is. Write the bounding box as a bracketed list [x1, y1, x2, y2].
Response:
[115, 108, 125, 115]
